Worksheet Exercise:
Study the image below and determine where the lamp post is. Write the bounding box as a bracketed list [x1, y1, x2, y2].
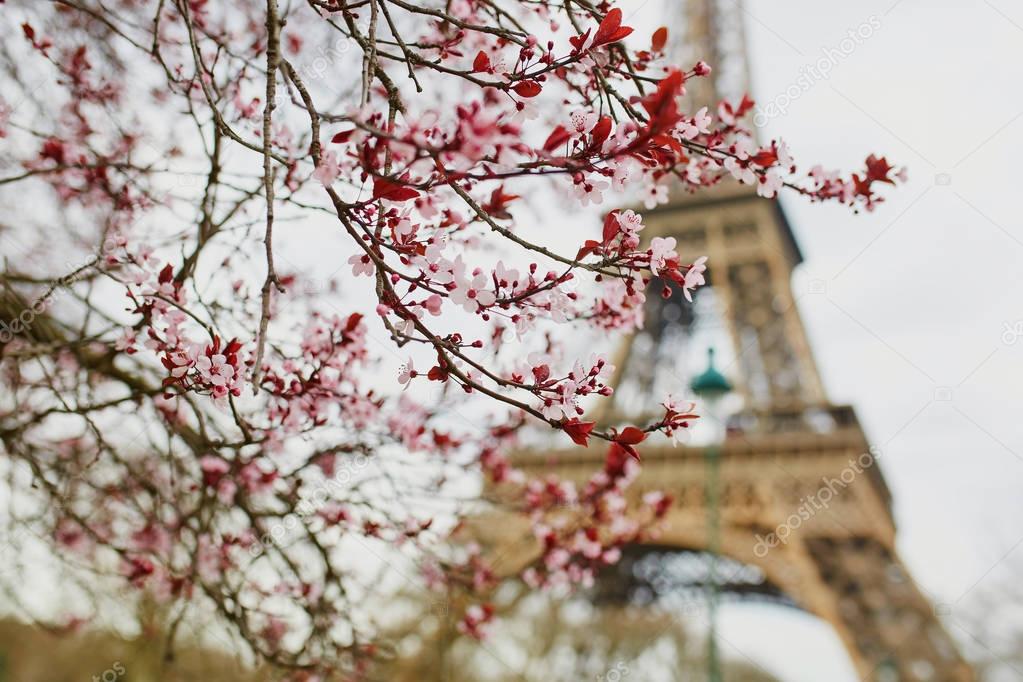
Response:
[877, 658, 899, 681]
[690, 347, 732, 682]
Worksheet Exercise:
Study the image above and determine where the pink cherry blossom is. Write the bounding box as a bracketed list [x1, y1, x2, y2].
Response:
[348, 253, 374, 277]
[450, 271, 496, 312]
[676, 106, 712, 140]
[757, 168, 784, 198]
[682, 256, 708, 302]
[642, 181, 669, 209]
[423, 294, 443, 315]
[569, 109, 598, 134]
[312, 150, 340, 186]
[649, 236, 679, 276]
[572, 175, 609, 206]
[398, 358, 417, 384]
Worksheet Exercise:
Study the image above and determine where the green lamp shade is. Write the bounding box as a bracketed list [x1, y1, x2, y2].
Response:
[690, 347, 732, 397]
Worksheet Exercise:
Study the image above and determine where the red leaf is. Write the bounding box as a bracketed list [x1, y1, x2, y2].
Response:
[158, 263, 174, 284]
[595, 8, 621, 38]
[852, 173, 872, 198]
[652, 26, 668, 52]
[606, 442, 640, 476]
[484, 185, 520, 219]
[651, 132, 684, 155]
[750, 147, 778, 167]
[639, 69, 684, 135]
[601, 212, 620, 244]
[472, 51, 491, 73]
[865, 154, 895, 184]
[640, 70, 681, 117]
[617, 426, 647, 445]
[569, 29, 592, 52]
[372, 177, 420, 202]
[562, 419, 596, 447]
[576, 239, 602, 260]
[344, 312, 364, 333]
[543, 124, 572, 152]
[733, 93, 756, 119]
[532, 364, 551, 383]
[590, 116, 612, 146]
[512, 80, 542, 98]
[331, 130, 354, 144]
[607, 27, 634, 43]
[593, 8, 633, 46]
[21, 23, 35, 41]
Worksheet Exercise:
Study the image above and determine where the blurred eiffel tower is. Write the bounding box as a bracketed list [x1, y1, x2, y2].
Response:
[473, 1, 976, 679]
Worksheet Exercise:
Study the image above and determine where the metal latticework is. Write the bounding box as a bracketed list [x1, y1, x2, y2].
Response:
[594, 545, 797, 610]
[673, 0, 751, 110]
[610, 276, 724, 420]
[476, 3, 977, 677]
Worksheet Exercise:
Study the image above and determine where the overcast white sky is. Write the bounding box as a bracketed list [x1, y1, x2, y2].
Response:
[667, 0, 1023, 679]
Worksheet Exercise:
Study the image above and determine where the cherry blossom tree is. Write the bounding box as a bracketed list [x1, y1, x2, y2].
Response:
[0, 0, 902, 678]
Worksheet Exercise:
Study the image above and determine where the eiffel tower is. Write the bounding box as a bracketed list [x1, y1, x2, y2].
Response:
[470, 1, 976, 679]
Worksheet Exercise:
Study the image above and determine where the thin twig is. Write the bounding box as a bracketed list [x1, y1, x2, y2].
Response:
[251, 0, 286, 391]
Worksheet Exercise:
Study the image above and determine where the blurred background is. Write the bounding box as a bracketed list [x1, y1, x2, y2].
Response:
[725, 1, 1023, 678]
[2, 0, 1023, 680]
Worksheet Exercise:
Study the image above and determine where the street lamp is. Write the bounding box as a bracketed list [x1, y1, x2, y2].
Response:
[690, 347, 733, 429]
[690, 347, 733, 682]
[877, 658, 900, 682]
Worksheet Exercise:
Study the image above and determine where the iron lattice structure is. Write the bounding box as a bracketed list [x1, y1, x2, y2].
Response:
[472, 2, 976, 678]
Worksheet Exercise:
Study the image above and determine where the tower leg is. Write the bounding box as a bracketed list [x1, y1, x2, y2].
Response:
[805, 537, 975, 681]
